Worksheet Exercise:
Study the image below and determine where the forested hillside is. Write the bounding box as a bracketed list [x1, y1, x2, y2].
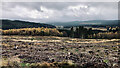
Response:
[1, 19, 56, 30]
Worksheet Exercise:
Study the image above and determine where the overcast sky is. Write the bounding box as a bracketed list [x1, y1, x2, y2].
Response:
[1, 2, 118, 23]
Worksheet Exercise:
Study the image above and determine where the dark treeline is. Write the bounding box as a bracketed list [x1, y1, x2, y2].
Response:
[59, 26, 120, 39]
[88, 27, 120, 39]
[59, 26, 99, 38]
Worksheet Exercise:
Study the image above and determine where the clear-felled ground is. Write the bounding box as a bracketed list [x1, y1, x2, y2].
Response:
[1, 36, 120, 68]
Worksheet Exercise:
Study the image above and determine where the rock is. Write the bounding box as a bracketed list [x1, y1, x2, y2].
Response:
[88, 51, 94, 54]
[51, 59, 55, 62]
[14, 53, 19, 55]
[79, 54, 83, 57]
[13, 48, 17, 50]
[18, 55, 26, 59]
[79, 46, 82, 48]
[96, 50, 100, 52]
[68, 52, 73, 55]
[44, 48, 48, 51]
[60, 47, 64, 50]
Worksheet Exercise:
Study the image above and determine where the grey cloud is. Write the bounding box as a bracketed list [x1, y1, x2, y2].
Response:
[2, 2, 118, 23]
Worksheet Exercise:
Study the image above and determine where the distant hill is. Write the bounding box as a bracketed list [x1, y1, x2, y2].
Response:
[1, 19, 56, 30]
[118, 20, 120, 26]
[49, 20, 119, 27]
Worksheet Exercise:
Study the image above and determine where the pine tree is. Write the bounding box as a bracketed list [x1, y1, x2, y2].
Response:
[70, 27, 74, 37]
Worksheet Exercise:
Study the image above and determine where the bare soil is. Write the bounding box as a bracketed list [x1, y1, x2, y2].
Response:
[1, 36, 120, 67]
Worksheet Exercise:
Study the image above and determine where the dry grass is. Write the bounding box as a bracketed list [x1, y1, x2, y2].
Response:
[2, 27, 63, 36]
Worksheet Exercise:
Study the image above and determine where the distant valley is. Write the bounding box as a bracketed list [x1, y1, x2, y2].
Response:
[48, 20, 119, 27]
